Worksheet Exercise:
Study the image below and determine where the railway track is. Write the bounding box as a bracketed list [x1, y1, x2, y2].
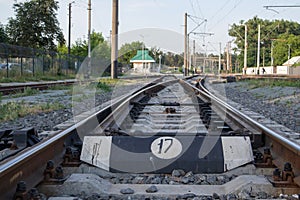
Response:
[0, 75, 162, 95]
[0, 80, 77, 95]
[0, 75, 299, 199]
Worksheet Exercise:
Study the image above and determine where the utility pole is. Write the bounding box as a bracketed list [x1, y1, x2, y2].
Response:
[271, 40, 274, 66]
[229, 42, 232, 72]
[218, 42, 221, 75]
[187, 36, 190, 74]
[193, 40, 195, 73]
[111, 0, 118, 79]
[184, 13, 188, 76]
[87, 0, 91, 77]
[256, 24, 261, 75]
[68, 2, 72, 72]
[68, 2, 73, 61]
[288, 45, 290, 60]
[243, 24, 247, 75]
[263, 46, 265, 67]
[226, 42, 230, 72]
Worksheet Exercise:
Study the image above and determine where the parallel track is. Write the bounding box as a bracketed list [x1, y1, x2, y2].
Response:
[0, 80, 77, 95]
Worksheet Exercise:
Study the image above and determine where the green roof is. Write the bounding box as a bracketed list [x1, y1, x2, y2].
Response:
[130, 50, 155, 62]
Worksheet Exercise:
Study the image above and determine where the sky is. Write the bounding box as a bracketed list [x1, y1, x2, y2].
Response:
[0, 0, 300, 54]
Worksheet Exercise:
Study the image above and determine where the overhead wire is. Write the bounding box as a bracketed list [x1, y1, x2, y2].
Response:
[195, 0, 205, 19]
[209, 0, 231, 21]
[189, 0, 197, 18]
[208, 0, 244, 32]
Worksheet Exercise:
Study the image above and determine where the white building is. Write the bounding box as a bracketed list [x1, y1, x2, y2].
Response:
[130, 50, 155, 74]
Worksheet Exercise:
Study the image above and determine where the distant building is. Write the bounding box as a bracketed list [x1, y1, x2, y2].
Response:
[245, 56, 300, 75]
[278, 56, 300, 75]
[130, 50, 155, 74]
[282, 56, 300, 67]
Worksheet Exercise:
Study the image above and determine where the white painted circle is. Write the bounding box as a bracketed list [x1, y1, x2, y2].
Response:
[151, 137, 182, 159]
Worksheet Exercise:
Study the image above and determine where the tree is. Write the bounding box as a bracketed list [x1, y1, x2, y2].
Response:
[118, 41, 144, 65]
[273, 33, 300, 65]
[148, 46, 163, 63]
[57, 43, 68, 54]
[229, 16, 300, 67]
[0, 23, 8, 43]
[6, 0, 65, 51]
[71, 31, 110, 60]
[162, 52, 184, 67]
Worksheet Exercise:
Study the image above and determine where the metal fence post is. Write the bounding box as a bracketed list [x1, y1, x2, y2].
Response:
[20, 57, 23, 76]
[42, 53, 45, 75]
[32, 49, 35, 76]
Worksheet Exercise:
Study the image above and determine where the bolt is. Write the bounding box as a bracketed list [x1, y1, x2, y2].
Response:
[46, 160, 54, 170]
[273, 168, 281, 181]
[16, 181, 27, 193]
[55, 166, 64, 179]
[264, 147, 270, 154]
[28, 188, 41, 200]
[284, 162, 292, 172]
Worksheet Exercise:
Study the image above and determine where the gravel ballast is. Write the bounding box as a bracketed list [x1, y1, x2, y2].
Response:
[0, 78, 154, 133]
[206, 79, 300, 132]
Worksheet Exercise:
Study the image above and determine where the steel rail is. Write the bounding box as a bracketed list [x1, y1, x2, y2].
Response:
[183, 77, 300, 185]
[0, 80, 77, 95]
[0, 75, 168, 173]
[0, 76, 166, 199]
[187, 79, 300, 155]
[96, 78, 179, 131]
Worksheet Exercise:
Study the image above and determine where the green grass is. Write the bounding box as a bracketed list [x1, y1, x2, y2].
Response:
[13, 87, 40, 98]
[71, 78, 125, 97]
[0, 74, 76, 83]
[89, 78, 122, 92]
[244, 79, 300, 89]
[95, 82, 111, 92]
[0, 100, 66, 122]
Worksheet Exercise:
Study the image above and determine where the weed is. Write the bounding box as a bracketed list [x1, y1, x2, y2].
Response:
[285, 100, 293, 108]
[0, 100, 66, 122]
[0, 74, 76, 83]
[244, 79, 300, 88]
[13, 87, 40, 98]
[96, 82, 111, 92]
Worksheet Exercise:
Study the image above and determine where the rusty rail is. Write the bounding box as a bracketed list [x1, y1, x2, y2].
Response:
[0, 76, 167, 199]
[188, 77, 300, 186]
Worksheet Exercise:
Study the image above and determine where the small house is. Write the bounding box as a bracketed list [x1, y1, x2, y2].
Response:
[130, 50, 155, 74]
[277, 56, 300, 75]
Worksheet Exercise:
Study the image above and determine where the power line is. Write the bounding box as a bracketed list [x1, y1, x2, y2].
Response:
[261, 23, 280, 41]
[189, 0, 197, 18]
[208, 0, 244, 32]
[195, 0, 204, 19]
[209, 0, 231, 21]
[264, 5, 300, 15]
[264, 5, 300, 8]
